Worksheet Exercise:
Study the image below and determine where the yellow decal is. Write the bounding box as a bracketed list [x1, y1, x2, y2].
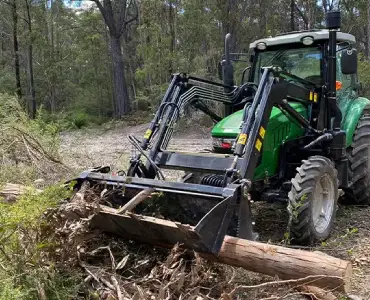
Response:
[309, 91, 313, 101]
[255, 139, 262, 152]
[313, 93, 318, 103]
[238, 133, 248, 145]
[259, 126, 266, 139]
[144, 129, 152, 139]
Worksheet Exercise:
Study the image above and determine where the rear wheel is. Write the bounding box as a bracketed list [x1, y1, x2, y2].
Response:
[288, 156, 338, 245]
[347, 107, 370, 205]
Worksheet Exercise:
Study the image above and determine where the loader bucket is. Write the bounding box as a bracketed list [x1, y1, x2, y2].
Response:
[74, 171, 240, 255]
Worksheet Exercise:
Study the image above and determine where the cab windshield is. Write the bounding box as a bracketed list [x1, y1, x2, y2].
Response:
[253, 47, 322, 86]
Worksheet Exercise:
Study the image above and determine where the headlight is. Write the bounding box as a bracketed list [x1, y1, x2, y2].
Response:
[301, 36, 314, 46]
[212, 137, 235, 149]
[256, 42, 267, 50]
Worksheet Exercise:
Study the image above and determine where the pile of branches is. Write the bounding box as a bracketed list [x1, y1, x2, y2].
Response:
[0, 94, 67, 182]
[41, 185, 233, 299]
[39, 185, 340, 300]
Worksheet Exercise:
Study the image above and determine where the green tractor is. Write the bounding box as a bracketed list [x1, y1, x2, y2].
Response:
[73, 11, 370, 254]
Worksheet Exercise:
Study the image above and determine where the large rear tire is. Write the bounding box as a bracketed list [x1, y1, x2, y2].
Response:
[288, 156, 338, 245]
[347, 107, 370, 205]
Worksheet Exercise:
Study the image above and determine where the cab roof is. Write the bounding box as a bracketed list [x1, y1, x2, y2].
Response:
[249, 30, 356, 49]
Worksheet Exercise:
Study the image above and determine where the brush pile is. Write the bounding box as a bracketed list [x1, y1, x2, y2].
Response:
[39, 184, 333, 300]
[0, 94, 67, 183]
[42, 185, 238, 300]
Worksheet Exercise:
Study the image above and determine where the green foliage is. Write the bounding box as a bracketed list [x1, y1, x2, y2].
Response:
[0, 184, 70, 227]
[0, 92, 81, 298]
[69, 111, 90, 129]
[0, 94, 63, 183]
[358, 56, 370, 98]
[0, 184, 79, 299]
[0, 0, 369, 123]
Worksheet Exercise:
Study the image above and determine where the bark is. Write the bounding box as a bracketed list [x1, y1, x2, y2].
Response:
[367, 0, 370, 59]
[94, 208, 352, 293]
[201, 236, 352, 293]
[11, 0, 22, 98]
[47, 0, 56, 113]
[290, 0, 295, 31]
[93, 0, 137, 117]
[110, 34, 129, 116]
[25, 0, 36, 118]
[168, 0, 175, 75]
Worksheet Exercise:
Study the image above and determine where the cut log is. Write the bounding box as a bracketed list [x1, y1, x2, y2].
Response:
[0, 183, 41, 203]
[201, 236, 352, 293]
[93, 208, 352, 293]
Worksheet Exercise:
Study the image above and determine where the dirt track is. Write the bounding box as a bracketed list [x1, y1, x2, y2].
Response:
[60, 123, 370, 299]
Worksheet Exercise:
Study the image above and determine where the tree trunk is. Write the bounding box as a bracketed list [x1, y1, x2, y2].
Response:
[0, 183, 42, 203]
[25, 0, 36, 119]
[367, 0, 370, 60]
[322, 0, 328, 12]
[48, 0, 56, 113]
[110, 35, 129, 117]
[290, 0, 295, 31]
[12, 0, 22, 98]
[168, 0, 175, 76]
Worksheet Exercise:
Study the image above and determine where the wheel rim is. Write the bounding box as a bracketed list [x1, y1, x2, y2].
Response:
[312, 173, 335, 234]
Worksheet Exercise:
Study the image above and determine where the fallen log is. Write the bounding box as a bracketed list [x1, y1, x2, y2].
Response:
[0, 183, 42, 203]
[93, 209, 352, 293]
[201, 236, 352, 293]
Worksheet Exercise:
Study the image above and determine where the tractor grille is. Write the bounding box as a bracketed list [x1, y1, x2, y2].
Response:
[273, 125, 291, 147]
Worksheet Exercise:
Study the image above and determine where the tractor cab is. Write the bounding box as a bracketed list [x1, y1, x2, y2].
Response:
[212, 30, 357, 156]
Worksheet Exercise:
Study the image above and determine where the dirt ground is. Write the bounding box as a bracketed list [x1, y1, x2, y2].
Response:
[60, 123, 370, 299]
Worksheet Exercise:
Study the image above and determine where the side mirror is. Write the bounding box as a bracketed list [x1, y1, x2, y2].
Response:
[341, 48, 357, 74]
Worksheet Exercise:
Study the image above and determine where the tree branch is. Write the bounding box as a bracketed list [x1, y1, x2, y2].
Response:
[294, 3, 309, 27]
[92, 0, 116, 34]
[228, 275, 343, 297]
[117, 0, 127, 36]
[121, 0, 139, 35]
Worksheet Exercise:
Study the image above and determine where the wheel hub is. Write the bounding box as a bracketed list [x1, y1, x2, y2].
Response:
[312, 173, 335, 234]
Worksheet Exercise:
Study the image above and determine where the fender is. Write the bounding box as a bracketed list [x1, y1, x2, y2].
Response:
[339, 94, 370, 146]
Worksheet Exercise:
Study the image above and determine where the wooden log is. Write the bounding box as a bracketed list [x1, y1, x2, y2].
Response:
[116, 188, 154, 214]
[0, 183, 41, 203]
[201, 236, 352, 293]
[94, 208, 352, 293]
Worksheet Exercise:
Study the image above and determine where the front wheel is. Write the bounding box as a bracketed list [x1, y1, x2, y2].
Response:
[288, 156, 338, 245]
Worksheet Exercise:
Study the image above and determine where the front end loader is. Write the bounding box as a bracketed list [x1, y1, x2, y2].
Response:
[71, 11, 370, 254]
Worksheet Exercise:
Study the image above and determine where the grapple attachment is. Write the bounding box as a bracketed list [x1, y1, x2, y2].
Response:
[76, 171, 240, 254]
[70, 69, 285, 254]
